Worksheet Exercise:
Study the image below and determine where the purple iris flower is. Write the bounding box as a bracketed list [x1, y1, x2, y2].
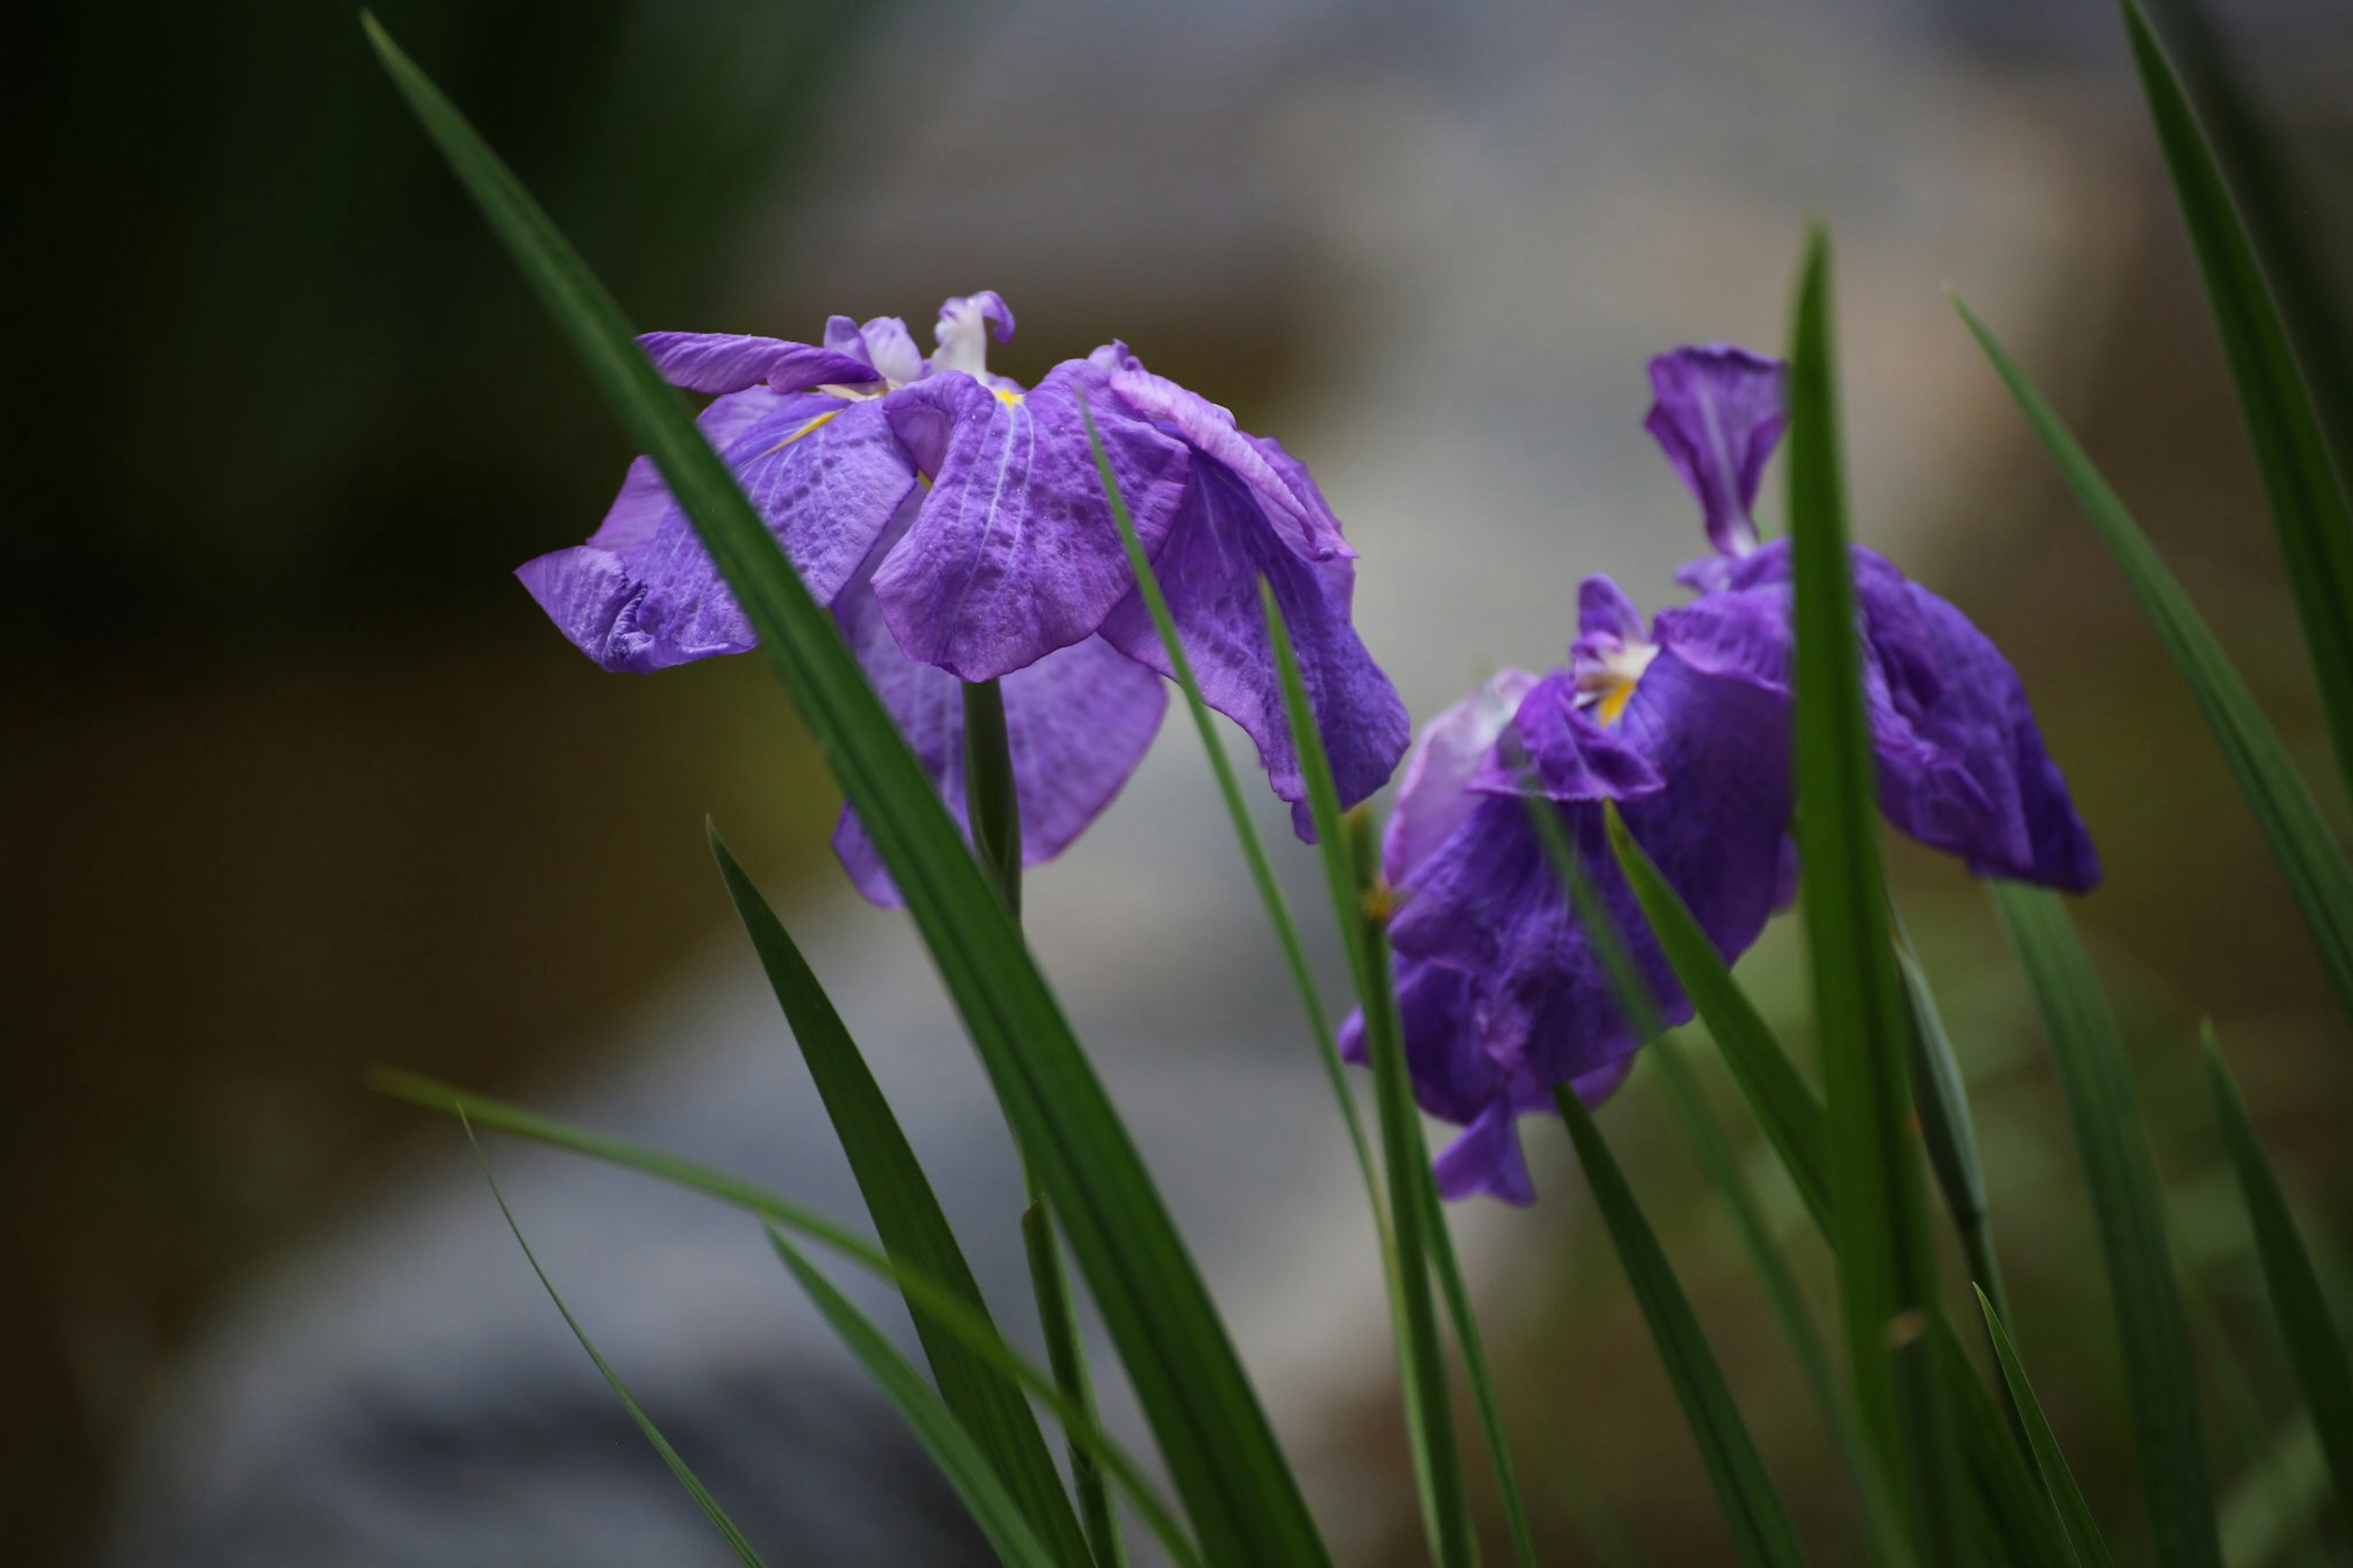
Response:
[1348, 343, 2100, 1206]
[517, 292, 1408, 901]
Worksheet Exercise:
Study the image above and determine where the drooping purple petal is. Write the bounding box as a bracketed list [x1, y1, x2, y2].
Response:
[1381, 668, 1540, 886]
[1098, 458, 1409, 837]
[1645, 344, 1788, 558]
[1105, 362, 1343, 562]
[1710, 539, 2099, 892]
[1855, 558, 2101, 890]
[830, 555, 1168, 906]
[874, 362, 1192, 682]
[638, 332, 880, 396]
[516, 391, 915, 672]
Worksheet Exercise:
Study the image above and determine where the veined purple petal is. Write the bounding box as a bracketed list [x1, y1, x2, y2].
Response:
[1645, 344, 1787, 558]
[1105, 361, 1341, 562]
[639, 332, 879, 396]
[1578, 575, 1647, 646]
[516, 390, 915, 672]
[1099, 459, 1409, 838]
[1382, 668, 1540, 886]
[721, 395, 920, 605]
[874, 363, 1192, 682]
[831, 562, 1168, 906]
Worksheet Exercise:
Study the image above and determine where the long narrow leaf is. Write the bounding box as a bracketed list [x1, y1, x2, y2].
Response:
[1605, 808, 1830, 1232]
[707, 828, 1091, 1568]
[2139, 0, 2353, 488]
[770, 1229, 1061, 1568]
[1893, 926, 2015, 1328]
[392, 1074, 1205, 1568]
[1955, 298, 2353, 1029]
[1262, 581, 1478, 1568]
[1601, 821, 2075, 1568]
[1787, 229, 1952, 1556]
[1078, 402, 1467, 1558]
[1989, 882, 2221, 1568]
[2122, 0, 2353, 806]
[2207, 1032, 2353, 1520]
[1648, 1039, 1886, 1539]
[363, 23, 1327, 1564]
[1522, 804, 1817, 1568]
[1553, 1085, 1810, 1568]
[463, 1120, 766, 1568]
[1975, 1287, 2115, 1568]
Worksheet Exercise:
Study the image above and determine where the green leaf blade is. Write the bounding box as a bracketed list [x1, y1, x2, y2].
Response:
[1976, 1286, 2118, 1568]
[2123, 0, 2353, 808]
[362, 23, 1330, 1564]
[1787, 229, 1952, 1557]
[1955, 292, 2353, 1034]
[1989, 882, 2221, 1568]
[1605, 808, 1832, 1235]
[2205, 1033, 2353, 1520]
[1260, 583, 1479, 1568]
[771, 1230, 1061, 1568]
[707, 828, 1092, 1568]
[1553, 1085, 1810, 1568]
[464, 1121, 767, 1568]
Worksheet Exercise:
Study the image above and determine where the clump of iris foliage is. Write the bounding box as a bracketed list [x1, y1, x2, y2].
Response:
[364, 0, 2353, 1562]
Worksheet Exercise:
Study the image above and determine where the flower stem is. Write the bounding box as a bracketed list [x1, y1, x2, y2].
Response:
[960, 679, 1123, 1568]
[960, 680, 1023, 919]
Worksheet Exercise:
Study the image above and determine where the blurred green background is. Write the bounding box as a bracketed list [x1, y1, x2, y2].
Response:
[10, 1, 2353, 1564]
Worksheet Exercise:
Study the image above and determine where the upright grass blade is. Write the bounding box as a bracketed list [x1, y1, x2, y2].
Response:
[1975, 1286, 2118, 1568]
[1077, 403, 1485, 1559]
[1647, 1040, 1870, 1487]
[770, 1229, 1061, 1568]
[363, 24, 1329, 1564]
[1955, 298, 2353, 1030]
[390, 1074, 1207, 1568]
[1411, 1157, 1542, 1568]
[2121, 0, 2353, 808]
[2139, 0, 2353, 491]
[958, 684, 1120, 1568]
[1605, 809, 1831, 1232]
[1520, 805, 1816, 1568]
[2146, 0, 2353, 477]
[1989, 882, 2221, 1568]
[1077, 398, 1384, 1229]
[707, 828, 1093, 1568]
[1260, 581, 1478, 1568]
[1601, 817, 2076, 1568]
[1552, 1084, 1811, 1568]
[461, 1120, 767, 1568]
[1893, 923, 2016, 1330]
[2207, 1031, 2353, 1520]
[1786, 229, 1952, 1559]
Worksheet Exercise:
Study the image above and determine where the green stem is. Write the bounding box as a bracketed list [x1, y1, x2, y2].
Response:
[962, 680, 1121, 1568]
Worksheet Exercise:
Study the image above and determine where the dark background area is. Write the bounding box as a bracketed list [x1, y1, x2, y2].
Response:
[9, 2, 2353, 1564]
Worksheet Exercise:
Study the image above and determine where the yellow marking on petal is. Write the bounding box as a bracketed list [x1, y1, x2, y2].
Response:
[993, 386, 1025, 407]
[759, 407, 844, 456]
[1596, 677, 1639, 727]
